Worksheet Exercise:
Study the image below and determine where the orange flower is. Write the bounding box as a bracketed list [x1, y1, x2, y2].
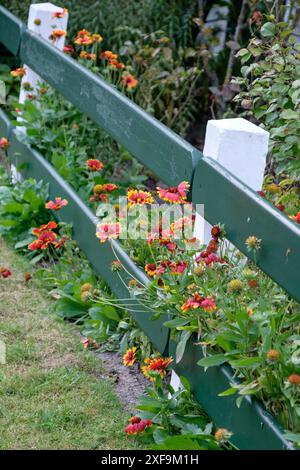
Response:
[181, 293, 217, 313]
[28, 231, 57, 250]
[24, 272, 31, 282]
[80, 51, 96, 60]
[100, 51, 118, 60]
[121, 73, 138, 89]
[49, 29, 66, 41]
[45, 197, 68, 210]
[32, 221, 58, 235]
[127, 189, 153, 207]
[52, 8, 68, 18]
[11, 67, 26, 78]
[123, 347, 137, 366]
[87, 159, 104, 171]
[125, 419, 152, 434]
[291, 212, 300, 224]
[141, 356, 173, 380]
[157, 181, 190, 204]
[0, 137, 9, 149]
[288, 374, 300, 385]
[96, 222, 121, 242]
[74, 35, 94, 45]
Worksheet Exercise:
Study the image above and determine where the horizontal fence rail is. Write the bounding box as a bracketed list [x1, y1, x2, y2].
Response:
[0, 6, 23, 55]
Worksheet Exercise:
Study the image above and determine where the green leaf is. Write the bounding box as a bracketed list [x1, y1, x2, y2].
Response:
[176, 330, 191, 364]
[3, 202, 24, 213]
[230, 357, 262, 368]
[197, 354, 227, 368]
[260, 22, 276, 38]
[218, 387, 237, 397]
[280, 109, 298, 120]
[163, 317, 190, 328]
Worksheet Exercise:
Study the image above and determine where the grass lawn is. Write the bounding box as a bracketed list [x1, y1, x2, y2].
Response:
[0, 238, 140, 450]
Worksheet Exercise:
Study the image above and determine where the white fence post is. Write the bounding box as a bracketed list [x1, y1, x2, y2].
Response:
[12, 3, 68, 182]
[19, 3, 68, 104]
[194, 117, 269, 245]
[171, 118, 269, 391]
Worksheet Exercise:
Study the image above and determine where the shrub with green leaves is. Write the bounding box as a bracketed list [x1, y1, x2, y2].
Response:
[234, 18, 300, 190]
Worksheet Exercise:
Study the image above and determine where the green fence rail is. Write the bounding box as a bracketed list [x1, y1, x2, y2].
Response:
[0, 6, 299, 450]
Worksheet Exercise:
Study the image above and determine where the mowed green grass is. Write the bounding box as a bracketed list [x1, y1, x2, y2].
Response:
[0, 238, 140, 450]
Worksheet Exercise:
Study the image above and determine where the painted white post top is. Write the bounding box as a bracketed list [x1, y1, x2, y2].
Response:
[203, 117, 269, 191]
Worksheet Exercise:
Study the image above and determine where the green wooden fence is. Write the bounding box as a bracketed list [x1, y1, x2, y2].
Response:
[0, 5, 299, 450]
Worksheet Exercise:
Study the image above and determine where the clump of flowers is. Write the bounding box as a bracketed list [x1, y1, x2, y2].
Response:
[141, 355, 173, 380]
[181, 293, 217, 313]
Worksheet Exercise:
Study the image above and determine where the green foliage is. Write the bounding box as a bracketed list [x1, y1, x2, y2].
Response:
[234, 17, 300, 210]
[0, 166, 49, 241]
[129, 375, 232, 450]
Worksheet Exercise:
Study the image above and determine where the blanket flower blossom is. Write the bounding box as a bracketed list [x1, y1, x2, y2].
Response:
[96, 222, 121, 242]
[45, 197, 68, 210]
[157, 181, 190, 204]
[181, 293, 217, 313]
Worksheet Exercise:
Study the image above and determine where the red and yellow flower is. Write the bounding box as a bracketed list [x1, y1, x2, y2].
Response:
[121, 73, 138, 89]
[291, 212, 300, 224]
[141, 356, 173, 380]
[11, 67, 26, 78]
[96, 222, 121, 242]
[125, 419, 152, 434]
[52, 8, 68, 18]
[123, 347, 137, 367]
[145, 263, 157, 277]
[28, 231, 57, 250]
[45, 197, 68, 210]
[32, 221, 58, 235]
[0, 137, 9, 149]
[49, 29, 66, 41]
[181, 293, 217, 313]
[127, 189, 153, 207]
[80, 51, 96, 60]
[87, 159, 104, 171]
[157, 181, 190, 204]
